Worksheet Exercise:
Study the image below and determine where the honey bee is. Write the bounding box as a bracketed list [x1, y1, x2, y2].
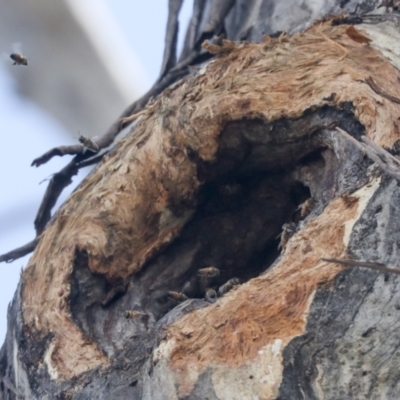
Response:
[205, 288, 218, 303]
[297, 197, 317, 218]
[125, 310, 147, 320]
[167, 291, 188, 302]
[218, 277, 240, 296]
[198, 267, 220, 279]
[78, 134, 100, 153]
[277, 222, 297, 250]
[10, 53, 28, 66]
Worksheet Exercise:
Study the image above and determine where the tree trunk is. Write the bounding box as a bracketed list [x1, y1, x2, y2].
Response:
[2, 1, 400, 399]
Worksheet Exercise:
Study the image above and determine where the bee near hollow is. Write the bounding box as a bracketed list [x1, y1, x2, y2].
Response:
[218, 277, 240, 296]
[197, 267, 220, 278]
[78, 134, 100, 153]
[167, 291, 188, 302]
[125, 310, 147, 320]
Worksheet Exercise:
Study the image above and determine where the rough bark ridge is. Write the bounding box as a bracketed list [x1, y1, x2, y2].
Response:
[3, 1, 400, 399]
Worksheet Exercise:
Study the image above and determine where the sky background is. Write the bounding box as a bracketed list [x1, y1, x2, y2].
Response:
[0, 1, 193, 343]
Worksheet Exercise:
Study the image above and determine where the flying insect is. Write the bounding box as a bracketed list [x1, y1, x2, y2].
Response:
[10, 53, 28, 66]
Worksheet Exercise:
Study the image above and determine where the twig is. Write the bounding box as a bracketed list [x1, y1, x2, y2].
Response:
[31, 145, 86, 168]
[361, 13, 400, 25]
[34, 152, 107, 237]
[194, 0, 236, 49]
[179, 0, 206, 62]
[361, 136, 400, 168]
[365, 76, 400, 105]
[34, 160, 79, 235]
[0, 153, 106, 264]
[322, 257, 400, 275]
[336, 127, 400, 182]
[0, 239, 38, 264]
[159, 0, 184, 79]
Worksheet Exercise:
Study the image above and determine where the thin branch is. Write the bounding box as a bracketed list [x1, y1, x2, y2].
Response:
[202, 0, 236, 34]
[159, 0, 184, 79]
[0, 153, 106, 264]
[34, 152, 108, 237]
[179, 0, 206, 61]
[361, 136, 400, 168]
[77, 152, 107, 169]
[322, 257, 400, 275]
[194, 0, 236, 49]
[31, 145, 85, 168]
[34, 161, 79, 235]
[0, 239, 38, 264]
[361, 13, 400, 25]
[336, 127, 400, 182]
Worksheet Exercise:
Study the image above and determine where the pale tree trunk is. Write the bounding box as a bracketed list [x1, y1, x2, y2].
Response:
[3, 0, 400, 399]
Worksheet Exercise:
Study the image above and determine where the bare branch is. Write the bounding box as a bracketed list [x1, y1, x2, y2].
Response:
[0, 239, 38, 264]
[34, 160, 79, 236]
[194, 0, 236, 48]
[179, 0, 206, 61]
[159, 0, 184, 79]
[322, 257, 400, 275]
[31, 145, 84, 167]
[336, 127, 400, 182]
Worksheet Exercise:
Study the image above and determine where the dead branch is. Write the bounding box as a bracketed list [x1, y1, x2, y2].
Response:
[159, 0, 184, 79]
[0, 239, 38, 264]
[0, 154, 105, 263]
[336, 127, 400, 181]
[179, 0, 206, 61]
[322, 257, 400, 275]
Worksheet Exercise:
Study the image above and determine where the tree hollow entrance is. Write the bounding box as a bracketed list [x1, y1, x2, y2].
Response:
[69, 105, 368, 359]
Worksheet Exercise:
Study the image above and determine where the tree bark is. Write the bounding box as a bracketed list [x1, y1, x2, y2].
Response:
[3, 1, 400, 399]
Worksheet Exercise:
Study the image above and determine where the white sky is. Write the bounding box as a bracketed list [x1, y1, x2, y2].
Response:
[0, 1, 193, 343]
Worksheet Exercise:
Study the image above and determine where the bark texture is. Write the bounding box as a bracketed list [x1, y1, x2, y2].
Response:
[3, 1, 400, 399]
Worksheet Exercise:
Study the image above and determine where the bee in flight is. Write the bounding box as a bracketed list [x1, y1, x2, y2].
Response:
[198, 267, 220, 279]
[78, 134, 100, 153]
[218, 277, 240, 296]
[10, 53, 28, 66]
[7, 43, 28, 66]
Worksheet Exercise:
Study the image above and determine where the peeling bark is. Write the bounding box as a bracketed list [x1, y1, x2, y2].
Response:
[3, 1, 400, 399]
